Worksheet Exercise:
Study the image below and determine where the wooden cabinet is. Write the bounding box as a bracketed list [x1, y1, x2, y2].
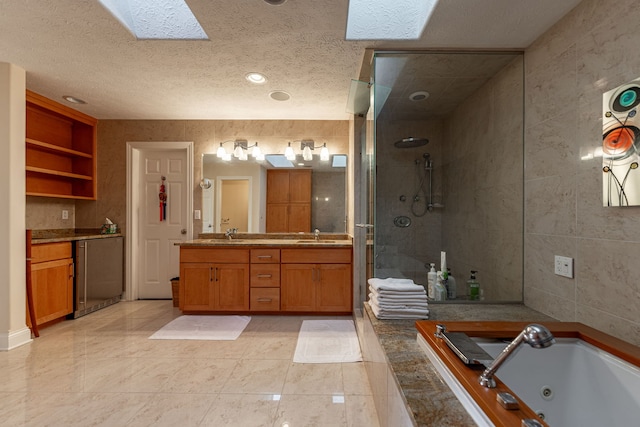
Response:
[25, 90, 97, 200]
[30, 242, 74, 325]
[266, 170, 311, 232]
[250, 249, 280, 311]
[179, 245, 352, 314]
[179, 249, 249, 311]
[281, 248, 352, 313]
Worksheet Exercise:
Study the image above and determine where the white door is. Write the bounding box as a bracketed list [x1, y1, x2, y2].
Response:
[220, 179, 249, 231]
[138, 149, 189, 298]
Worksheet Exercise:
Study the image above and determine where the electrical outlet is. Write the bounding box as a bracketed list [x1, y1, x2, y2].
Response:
[554, 255, 573, 278]
[194, 209, 201, 220]
[62, 210, 69, 220]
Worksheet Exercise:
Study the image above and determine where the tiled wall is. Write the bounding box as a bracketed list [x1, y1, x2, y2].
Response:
[441, 56, 524, 301]
[374, 119, 444, 285]
[524, 0, 640, 345]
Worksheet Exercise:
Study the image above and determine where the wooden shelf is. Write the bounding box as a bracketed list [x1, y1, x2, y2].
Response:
[25, 90, 97, 200]
[26, 166, 93, 180]
[26, 138, 93, 159]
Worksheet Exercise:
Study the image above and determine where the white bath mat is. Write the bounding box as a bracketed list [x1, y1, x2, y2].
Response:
[149, 315, 250, 340]
[293, 320, 362, 363]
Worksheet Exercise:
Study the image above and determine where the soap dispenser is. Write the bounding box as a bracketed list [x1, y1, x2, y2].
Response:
[467, 270, 480, 301]
[427, 263, 437, 299]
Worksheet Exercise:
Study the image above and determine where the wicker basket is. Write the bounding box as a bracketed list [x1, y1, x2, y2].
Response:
[170, 278, 180, 307]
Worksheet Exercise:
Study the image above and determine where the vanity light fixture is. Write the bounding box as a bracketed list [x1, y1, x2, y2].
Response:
[300, 140, 330, 161]
[285, 142, 296, 160]
[246, 72, 267, 84]
[216, 142, 228, 158]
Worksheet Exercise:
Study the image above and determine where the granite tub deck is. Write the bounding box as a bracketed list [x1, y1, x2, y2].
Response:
[360, 302, 556, 427]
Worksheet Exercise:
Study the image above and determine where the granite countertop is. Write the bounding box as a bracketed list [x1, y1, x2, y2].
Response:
[364, 302, 557, 426]
[180, 232, 352, 247]
[31, 228, 123, 244]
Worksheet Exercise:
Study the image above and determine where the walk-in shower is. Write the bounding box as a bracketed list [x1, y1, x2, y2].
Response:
[369, 50, 525, 302]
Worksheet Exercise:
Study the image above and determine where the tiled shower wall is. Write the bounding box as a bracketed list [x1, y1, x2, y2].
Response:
[523, 0, 640, 345]
[441, 57, 524, 301]
[374, 119, 443, 285]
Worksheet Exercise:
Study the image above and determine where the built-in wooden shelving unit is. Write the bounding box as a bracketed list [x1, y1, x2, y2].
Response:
[25, 90, 97, 200]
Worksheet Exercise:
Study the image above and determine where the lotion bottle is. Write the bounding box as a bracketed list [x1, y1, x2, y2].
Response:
[434, 272, 447, 301]
[446, 268, 457, 299]
[427, 263, 437, 299]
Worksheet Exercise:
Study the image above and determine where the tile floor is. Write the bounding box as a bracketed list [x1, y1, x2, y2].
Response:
[0, 301, 380, 427]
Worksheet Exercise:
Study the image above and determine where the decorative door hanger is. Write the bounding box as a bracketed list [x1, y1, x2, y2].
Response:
[159, 176, 167, 221]
[603, 78, 640, 206]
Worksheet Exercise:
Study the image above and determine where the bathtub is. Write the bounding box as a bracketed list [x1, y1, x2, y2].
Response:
[415, 321, 640, 427]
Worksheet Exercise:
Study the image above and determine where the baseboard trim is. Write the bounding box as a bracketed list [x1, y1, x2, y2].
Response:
[0, 327, 32, 351]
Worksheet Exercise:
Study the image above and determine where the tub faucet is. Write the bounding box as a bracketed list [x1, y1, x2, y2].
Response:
[225, 228, 238, 240]
[479, 324, 555, 388]
[314, 228, 320, 241]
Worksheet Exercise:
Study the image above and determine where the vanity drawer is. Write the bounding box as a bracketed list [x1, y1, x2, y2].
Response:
[251, 249, 280, 263]
[250, 288, 280, 311]
[250, 264, 280, 287]
[180, 248, 249, 263]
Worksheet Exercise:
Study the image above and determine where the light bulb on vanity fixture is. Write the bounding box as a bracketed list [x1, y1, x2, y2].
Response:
[216, 142, 227, 158]
[300, 140, 330, 161]
[285, 142, 296, 160]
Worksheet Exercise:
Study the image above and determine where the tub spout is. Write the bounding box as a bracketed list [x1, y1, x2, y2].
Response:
[479, 324, 555, 388]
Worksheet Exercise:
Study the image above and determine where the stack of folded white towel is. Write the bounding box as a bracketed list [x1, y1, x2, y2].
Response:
[367, 277, 429, 319]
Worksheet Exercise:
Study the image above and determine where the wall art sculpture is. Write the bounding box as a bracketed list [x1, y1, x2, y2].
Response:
[603, 78, 640, 206]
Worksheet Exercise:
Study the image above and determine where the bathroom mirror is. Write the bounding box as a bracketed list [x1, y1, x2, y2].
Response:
[372, 51, 524, 303]
[202, 153, 347, 233]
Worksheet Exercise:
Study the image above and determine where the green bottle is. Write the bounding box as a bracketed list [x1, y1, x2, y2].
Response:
[467, 270, 480, 301]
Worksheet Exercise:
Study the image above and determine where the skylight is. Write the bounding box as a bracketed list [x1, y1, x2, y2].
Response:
[99, 0, 208, 40]
[345, 0, 438, 40]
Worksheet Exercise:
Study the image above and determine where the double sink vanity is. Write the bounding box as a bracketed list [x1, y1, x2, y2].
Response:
[178, 233, 353, 314]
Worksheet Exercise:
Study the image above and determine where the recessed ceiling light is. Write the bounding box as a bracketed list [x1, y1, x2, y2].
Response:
[264, 0, 287, 4]
[409, 91, 430, 101]
[62, 95, 87, 104]
[245, 72, 267, 84]
[270, 90, 291, 101]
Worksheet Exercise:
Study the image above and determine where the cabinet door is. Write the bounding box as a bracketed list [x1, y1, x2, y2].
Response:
[266, 204, 288, 233]
[288, 204, 311, 232]
[267, 170, 290, 203]
[281, 264, 316, 311]
[214, 263, 249, 311]
[289, 170, 311, 203]
[31, 258, 74, 324]
[317, 264, 352, 312]
[180, 263, 213, 310]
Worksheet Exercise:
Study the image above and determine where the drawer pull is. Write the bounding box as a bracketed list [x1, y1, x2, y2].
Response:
[257, 274, 272, 278]
[257, 255, 273, 259]
[256, 298, 273, 302]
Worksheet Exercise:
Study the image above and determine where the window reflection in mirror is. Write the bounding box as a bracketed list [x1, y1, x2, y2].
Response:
[202, 153, 347, 234]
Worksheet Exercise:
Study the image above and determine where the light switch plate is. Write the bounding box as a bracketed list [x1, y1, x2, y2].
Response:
[194, 209, 201, 220]
[554, 255, 573, 278]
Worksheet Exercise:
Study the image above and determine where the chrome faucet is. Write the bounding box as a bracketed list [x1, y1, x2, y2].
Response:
[314, 228, 320, 241]
[225, 228, 238, 240]
[479, 324, 555, 388]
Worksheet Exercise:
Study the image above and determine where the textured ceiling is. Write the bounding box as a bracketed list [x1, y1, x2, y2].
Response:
[0, 0, 582, 120]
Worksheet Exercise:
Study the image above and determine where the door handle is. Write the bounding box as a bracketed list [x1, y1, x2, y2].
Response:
[355, 223, 374, 229]
[181, 229, 187, 234]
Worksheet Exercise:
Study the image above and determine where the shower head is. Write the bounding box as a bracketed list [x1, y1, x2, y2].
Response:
[523, 324, 556, 349]
[394, 137, 428, 148]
